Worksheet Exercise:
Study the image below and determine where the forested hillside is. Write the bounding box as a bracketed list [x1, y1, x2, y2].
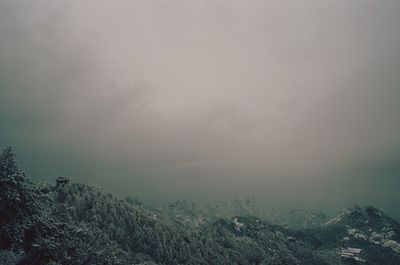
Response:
[1, 147, 399, 265]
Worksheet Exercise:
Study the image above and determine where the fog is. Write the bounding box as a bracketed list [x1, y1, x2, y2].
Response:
[1, 0, 400, 218]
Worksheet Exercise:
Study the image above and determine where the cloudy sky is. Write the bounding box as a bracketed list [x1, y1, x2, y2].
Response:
[1, 0, 400, 217]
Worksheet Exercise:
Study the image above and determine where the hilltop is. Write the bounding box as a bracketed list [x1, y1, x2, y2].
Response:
[1, 147, 399, 265]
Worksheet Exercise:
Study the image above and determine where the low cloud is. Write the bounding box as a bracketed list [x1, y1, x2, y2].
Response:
[1, 0, 400, 217]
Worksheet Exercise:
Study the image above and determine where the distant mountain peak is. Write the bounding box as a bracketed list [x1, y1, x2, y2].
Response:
[326, 205, 387, 226]
[1, 148, 399, 264]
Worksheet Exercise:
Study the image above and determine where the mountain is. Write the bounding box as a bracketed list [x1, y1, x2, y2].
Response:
[162, 198, 328, 230]
[289, 206, 400, 264]
[1, 147, 399, 264]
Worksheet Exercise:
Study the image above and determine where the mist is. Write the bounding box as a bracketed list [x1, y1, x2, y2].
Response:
[1, 0, 400, 218]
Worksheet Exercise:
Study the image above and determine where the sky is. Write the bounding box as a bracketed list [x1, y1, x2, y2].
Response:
[1, 0, 400, 218]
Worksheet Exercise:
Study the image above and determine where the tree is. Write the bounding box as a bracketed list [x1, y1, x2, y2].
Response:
[0, 146, 18, 178]
[0, 146, 32, 224]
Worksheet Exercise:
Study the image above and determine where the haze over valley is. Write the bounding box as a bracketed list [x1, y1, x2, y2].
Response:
[1, 1, 400, 264]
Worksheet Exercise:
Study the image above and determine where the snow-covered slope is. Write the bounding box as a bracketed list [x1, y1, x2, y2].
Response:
[1, 148, 399, 265]
[290, 206, 400, 264]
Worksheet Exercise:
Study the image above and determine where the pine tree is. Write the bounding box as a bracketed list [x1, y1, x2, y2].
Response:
[0, 146, 32, 223]
[0, 146, 18, 178]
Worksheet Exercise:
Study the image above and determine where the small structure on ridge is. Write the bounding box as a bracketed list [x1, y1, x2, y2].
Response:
[56, 176, 70, 187]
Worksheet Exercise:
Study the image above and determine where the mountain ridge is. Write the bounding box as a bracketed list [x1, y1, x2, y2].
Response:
[1, 147, 399, 264]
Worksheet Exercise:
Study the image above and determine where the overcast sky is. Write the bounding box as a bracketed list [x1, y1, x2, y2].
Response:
[1, 0, 400, 217]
